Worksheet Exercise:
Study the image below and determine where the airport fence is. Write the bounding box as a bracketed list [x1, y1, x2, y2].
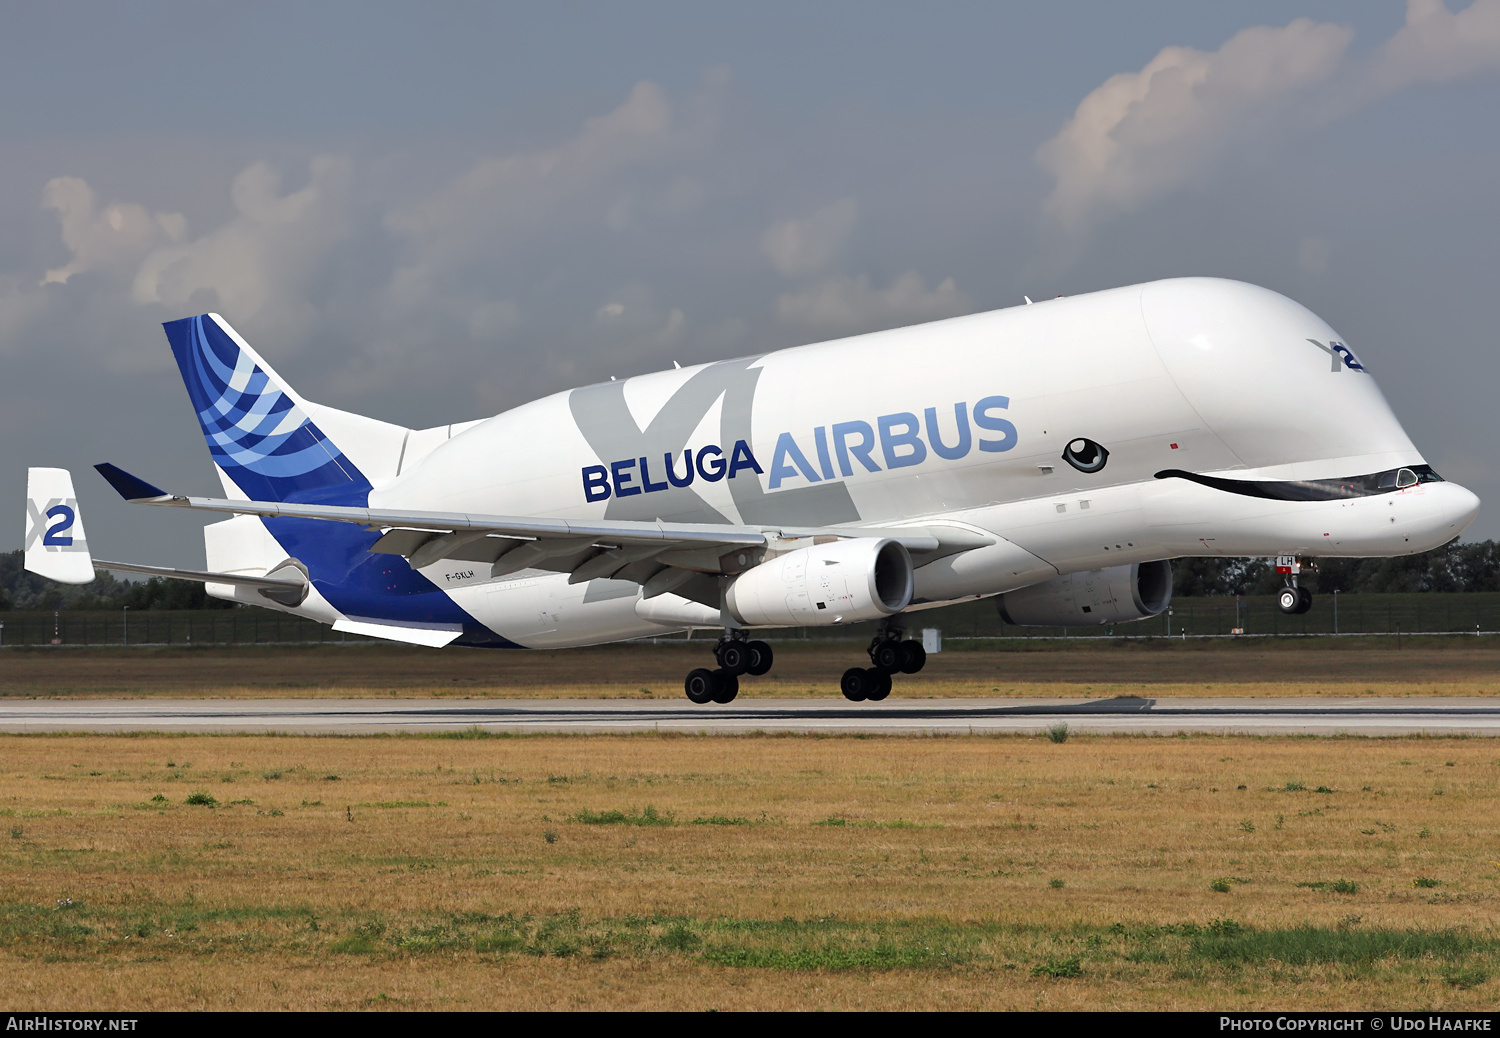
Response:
[879, 590, 1500, 643]
[0, 609, 367, 647]
[4, 592, 1500, 647]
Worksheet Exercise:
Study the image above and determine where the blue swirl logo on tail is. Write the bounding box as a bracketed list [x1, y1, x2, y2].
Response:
[163, 315, 370, 505]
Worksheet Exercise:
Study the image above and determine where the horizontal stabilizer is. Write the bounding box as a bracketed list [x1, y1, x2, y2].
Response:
[331, 617, 463, 648]
[24, 468, 94, 584]
[95, 560, 303, 591]
[95, 558, 310, 607]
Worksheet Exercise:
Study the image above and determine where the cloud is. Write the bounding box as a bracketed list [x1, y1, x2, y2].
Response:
[1038, 0, 1500, 237]
[1037, 19, 1351, 235]
[593, 284, 687, 348]
[18, 79, 717, 395]
[385, 81, 688, 302]
[1372, 0, 1500, 90]
[41, 176, 186, 285]
[128, 157, 355, 336]
[761, 197, 858, 276]
[776, 271, 969, 333]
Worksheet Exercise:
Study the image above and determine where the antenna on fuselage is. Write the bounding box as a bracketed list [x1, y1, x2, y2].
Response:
[1024, 296, 1033, 305]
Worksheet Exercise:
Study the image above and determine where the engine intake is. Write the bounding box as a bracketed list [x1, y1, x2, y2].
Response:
[996, 560, 1172, 626]
[726, 537, 913, 626]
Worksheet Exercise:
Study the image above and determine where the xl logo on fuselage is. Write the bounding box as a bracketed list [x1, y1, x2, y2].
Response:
[579, 396, 1017, 502]
[1308, 339, 1365, 373]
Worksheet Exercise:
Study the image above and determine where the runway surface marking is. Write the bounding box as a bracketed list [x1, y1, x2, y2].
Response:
[2, 697, 1499, 736]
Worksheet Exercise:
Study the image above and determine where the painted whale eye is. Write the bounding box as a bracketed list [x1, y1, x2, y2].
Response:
[1062, 437, 1109, 474]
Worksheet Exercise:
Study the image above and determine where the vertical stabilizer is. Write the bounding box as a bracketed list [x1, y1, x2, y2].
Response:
[162, 314, 396, 505]
[24, 467, 95, 584]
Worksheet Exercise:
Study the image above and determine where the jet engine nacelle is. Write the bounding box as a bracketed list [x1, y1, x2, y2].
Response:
[997, 560, 1172, 627]
[726, 537, 913, 626]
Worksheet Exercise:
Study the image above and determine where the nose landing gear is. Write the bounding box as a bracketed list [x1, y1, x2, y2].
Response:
[1277, 586, 1313, 615]
[1274, 555, 1314, 615]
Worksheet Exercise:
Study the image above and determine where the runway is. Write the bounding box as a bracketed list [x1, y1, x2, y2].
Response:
[1, 696, 1498, 736]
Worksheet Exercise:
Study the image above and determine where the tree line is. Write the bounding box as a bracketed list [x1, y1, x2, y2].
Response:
[0, 550, 231, 611]
[5, 539, 1500, 611]
[1170, 539, 1500, 596]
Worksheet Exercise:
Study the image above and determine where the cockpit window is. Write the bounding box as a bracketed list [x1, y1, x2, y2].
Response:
[1156, 464, 1444, 502]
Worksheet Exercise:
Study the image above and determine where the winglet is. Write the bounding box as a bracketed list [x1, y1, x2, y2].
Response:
[94, 463, 170, 502]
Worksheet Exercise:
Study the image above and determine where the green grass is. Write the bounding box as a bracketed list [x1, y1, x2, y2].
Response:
[573, 806, 674, 826]
[1191, 925, 1482, 965]
[1442, 966, 1490, 989]
[1031, 955, 1083, 978]
[1296, 879, 1361, 894]
[2, 899, 1495, 983]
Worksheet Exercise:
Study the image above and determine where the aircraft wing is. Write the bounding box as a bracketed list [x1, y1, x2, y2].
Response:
[95, 464, 988, 601]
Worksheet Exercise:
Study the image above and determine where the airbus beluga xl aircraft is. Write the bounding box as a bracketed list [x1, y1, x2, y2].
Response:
[24, 277, 1479, 703]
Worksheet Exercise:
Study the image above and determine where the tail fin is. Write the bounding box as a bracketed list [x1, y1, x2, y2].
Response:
[162, 314, 405, 505]
[24, 468, 95, 584]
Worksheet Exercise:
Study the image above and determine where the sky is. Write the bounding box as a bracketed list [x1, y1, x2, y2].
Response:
[4, 0, 1499, 565]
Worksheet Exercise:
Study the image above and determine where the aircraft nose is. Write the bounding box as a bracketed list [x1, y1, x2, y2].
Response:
[1445, 483, 1482, 535]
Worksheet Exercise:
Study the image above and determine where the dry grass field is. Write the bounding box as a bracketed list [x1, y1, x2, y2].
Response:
[4, 638, 1500, 699]
[1, 731, 1497, 1010]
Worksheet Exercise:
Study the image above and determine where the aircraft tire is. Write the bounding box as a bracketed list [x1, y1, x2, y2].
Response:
[870, 641, 901, 673]
[1295, 587, 1314, 614]
[716, 641, 751, 676]
[746, 641, 774, 676]
[864, 669, 892, 701]
[685, 668, 718, 704]
[898, 642, 926, 674]
[710, 670, 739, 704]
[840, 667, 870, 702]
[1276, 587, 1300, 614]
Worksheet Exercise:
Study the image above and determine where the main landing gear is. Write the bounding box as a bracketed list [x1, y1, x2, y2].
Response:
[840, 626, 926, 702]
[681, 623, 927, 706]
[683, 631, 773, 705]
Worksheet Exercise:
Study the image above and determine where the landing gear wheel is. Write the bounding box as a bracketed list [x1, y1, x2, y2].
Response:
[685, 668, 717, 704]
[746, 640, 773, 677]
[1295, 586, 1313, 615]
[715, 641, 751, 676]
[710, 670, 739, 704]
[864, 669, 892, 701]
[897, 641, 927, 674]
[1277, 587, 1300, 614]
[870, 641, 901, 673]
[841, 667, 871, 702]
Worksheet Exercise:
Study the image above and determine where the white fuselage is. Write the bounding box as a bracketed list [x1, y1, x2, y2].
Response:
[220, 278, 1480, 647]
